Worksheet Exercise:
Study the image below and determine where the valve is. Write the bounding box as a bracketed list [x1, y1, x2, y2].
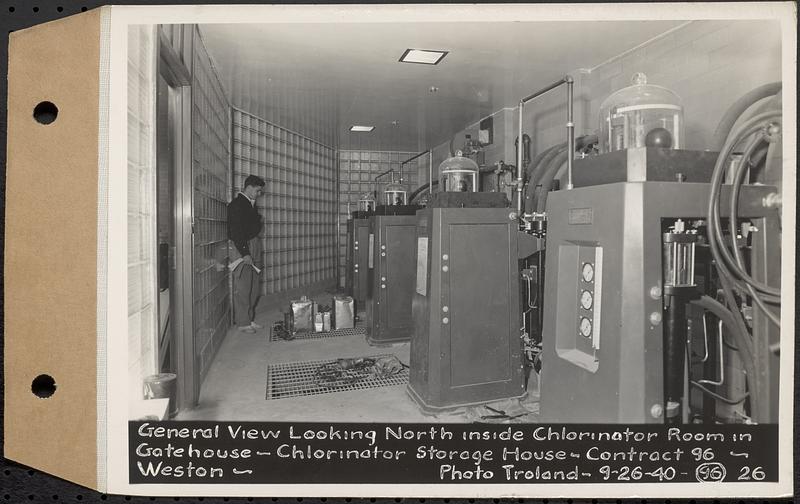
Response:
[762, 192, 782, 209]
[521, 268, 537, 281]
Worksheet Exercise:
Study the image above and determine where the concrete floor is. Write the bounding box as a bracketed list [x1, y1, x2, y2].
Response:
[176, 290, 476, 422]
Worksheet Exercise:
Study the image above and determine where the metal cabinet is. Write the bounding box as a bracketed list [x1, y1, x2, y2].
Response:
[347, 215, 372, 310]
[365, 214, 418, 345]
[408, 206, 526, 412]
[539, 181, 779, 423]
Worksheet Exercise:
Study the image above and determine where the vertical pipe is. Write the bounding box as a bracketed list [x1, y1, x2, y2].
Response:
[702, 262, 717, 422]
[682, 337, 690, 424]
[536, 252, 544, 340]
[428, 151, 433, 195]
[516, 100, 524, 214]
[566, 76, 575, 190]
[665, 297, 687, 423]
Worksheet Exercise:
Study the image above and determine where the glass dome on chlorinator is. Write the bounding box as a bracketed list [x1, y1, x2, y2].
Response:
[357, 192, 375, 212]
[438, 151, 479, 192]
[383, 182, 407, 206]
[598, 72, 684, 153]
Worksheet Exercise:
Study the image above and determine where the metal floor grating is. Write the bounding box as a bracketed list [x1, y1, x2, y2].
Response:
[269, 326, 366, 342]
[266, 354, 409, 400]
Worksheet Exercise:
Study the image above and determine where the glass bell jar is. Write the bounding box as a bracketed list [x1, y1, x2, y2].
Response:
[438, 151, 478, 192]
[598, 72, 684, 153]
[382, 182, 407, 206]
[357, 192, 375, 212]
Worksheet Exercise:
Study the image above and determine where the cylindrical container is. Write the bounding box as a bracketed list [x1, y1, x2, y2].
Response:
[383, 183, 407, 206]
[291, 297, 314, 332]
[333, 295, 355, 329]
[357, 193, 375, 212]
[662, 237, 697, 288]
[598, 73, 684, 153]
[143, 373, 178, 418]
[438, 152, 479, 192]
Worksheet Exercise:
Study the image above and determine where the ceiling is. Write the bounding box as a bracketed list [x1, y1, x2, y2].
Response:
[200, 20, 684, 152]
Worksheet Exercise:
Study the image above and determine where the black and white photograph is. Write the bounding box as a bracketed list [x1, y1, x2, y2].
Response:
[114, 4, 795, 495]
[126, 7, 789, 427]
[2, 1, 796, 499]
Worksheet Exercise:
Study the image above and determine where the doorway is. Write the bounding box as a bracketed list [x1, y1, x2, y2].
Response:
[155, 34, 196, 413]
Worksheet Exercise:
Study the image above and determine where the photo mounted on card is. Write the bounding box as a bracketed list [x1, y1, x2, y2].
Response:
[3, 2, 796, 499]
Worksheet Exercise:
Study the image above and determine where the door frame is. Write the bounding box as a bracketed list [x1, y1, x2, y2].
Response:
[156, 30, 197, 411]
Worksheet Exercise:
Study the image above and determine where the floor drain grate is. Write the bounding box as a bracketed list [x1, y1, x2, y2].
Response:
[266, 354, 409, 400]
[269, 326, 366, 342]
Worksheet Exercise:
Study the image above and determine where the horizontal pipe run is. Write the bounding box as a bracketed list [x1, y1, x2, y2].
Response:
[520, 76, 570, 105]
[516, 75, 575, 215]
[399, 150, 431, 186]
[374, 168, 395, 181]
[401, 150, 431, 166]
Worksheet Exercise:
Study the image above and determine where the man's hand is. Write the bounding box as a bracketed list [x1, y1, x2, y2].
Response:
[243, 255, 253, 265]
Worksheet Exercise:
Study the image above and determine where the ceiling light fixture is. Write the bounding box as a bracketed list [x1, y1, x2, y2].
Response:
[350, 125, 375, 132]
[399, 48, 448, 65]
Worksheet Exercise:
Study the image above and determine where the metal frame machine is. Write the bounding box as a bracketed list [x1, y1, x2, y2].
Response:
[364, 172, 421, 345]
[408, 152, 532, 412]
[527, 75, 783, 425]
[406, 74, 783, 424]
[346, 193, 376, 310]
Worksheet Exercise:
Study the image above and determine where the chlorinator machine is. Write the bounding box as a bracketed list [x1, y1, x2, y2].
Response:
[404, 73, 783, 426]
[407, 152, 532, 411]
[365, 178, 421, 345]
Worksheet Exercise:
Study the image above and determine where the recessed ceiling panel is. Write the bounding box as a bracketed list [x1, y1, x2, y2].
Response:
[200, 20, 685, 152]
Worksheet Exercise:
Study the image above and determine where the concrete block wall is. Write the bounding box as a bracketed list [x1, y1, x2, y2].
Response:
[127, 25, 158, 407]
[154, 24, 236, 385]
[232, 109, 339, 297]
[192, 25, 234, 383]
[339, 150, 419, 286]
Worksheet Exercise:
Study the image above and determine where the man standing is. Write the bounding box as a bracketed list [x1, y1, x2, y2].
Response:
[227, 175, 265, 333]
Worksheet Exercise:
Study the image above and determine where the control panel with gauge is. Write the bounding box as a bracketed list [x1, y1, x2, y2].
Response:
[577, 260, 601, 351]
[551, 242, 603, 373]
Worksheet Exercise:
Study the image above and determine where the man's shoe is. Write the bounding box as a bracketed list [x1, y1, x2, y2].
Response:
[238, 325, 256, 334]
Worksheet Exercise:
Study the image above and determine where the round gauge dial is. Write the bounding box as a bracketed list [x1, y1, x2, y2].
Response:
[579, 317, 593, 337]
[580, 290, 594, 310]
[581, 262, 595, 282]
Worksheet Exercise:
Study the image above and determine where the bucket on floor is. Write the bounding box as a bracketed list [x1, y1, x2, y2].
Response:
[290, 297, 314, 333]
[143, 373, 178, 418]
[334, 295, 355, 330]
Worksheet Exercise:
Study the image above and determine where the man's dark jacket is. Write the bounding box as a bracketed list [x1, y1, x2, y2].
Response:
[227, 193, 261, 257]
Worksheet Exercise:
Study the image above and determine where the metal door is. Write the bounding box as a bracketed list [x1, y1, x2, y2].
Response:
[368, 215, 417, 344]
[156, 32, 195, 411]
[353, 219, 371, 306]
